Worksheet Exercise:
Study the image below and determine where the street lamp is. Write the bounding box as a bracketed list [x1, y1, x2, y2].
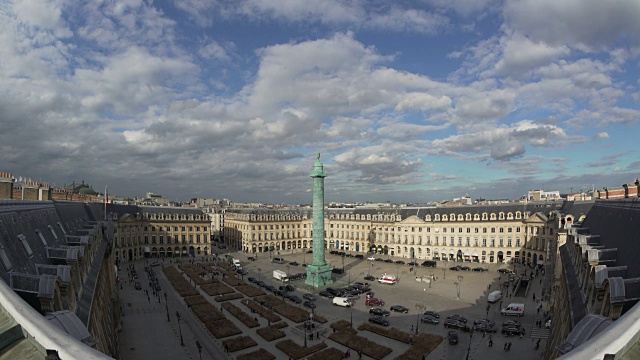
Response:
[465, 329, 474, 360]
[164, 292, 170, 322]
[455, 275, 463, 300]
[195, 339, 202, 360]
[428, 269, 434, 289]
[175, 311, 184, 346]
[443, 268, 446, 279]
[415, 303, 426, 334]
[257, 268, 262, 283]
[349, 299, 355, 328]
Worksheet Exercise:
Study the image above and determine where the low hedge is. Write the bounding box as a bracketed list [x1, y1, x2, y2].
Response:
[236, 348, 276, 360]
[222, 335, 257, 352]
[222, 302, 260, 328]
[394, 332, 443, 360]
[330, 320, 357, 335]
[201, 282, 235, 296]
[214, 293, 244, 302]
[358, 323, 411, 343]
[240, 299, 282, 323]
[205, 318, 242, 338]
[275, 339, 327, 360]
[236, 284, 266, 297]
[256, 325, 286, 341]
[191, 303, 224, 323]
[328, 332, 392, 360]
[184, 295, 209, 307]
[308, 347, 348, 360]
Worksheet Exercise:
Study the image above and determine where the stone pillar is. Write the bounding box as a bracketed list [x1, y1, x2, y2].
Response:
[306, 153, 333, 288]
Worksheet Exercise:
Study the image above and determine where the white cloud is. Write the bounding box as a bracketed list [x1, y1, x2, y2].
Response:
[595, 132, 609, 140]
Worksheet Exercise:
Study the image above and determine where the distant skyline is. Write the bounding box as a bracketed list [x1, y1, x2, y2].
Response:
[1, 1, 639, 204]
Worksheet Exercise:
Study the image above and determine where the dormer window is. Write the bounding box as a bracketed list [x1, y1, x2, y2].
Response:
[17, 234, 33, 257]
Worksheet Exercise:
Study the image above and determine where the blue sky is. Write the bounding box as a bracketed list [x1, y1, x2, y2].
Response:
[1, 0, 639, 204]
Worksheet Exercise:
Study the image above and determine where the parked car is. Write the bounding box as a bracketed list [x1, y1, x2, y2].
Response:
[473, 323, 497, 333]
[446, 315, 468, 323]
[319, 290, 334, 298]
[367, 256, 376, 260]
[303, 294, 316, 301]
[369, 316, 390, 327]
[287, 295, 302, 304]
[394, 260, 405, 264]
[384, 259, 394, 263]
[331, 268, 344, 274]
[375, 258, 384, 262]
[369, 308, 390, 317]
[237, 269, 248, 275]
[497, 268, 513, 274]
[364, 275, 376, 281]
[365, 291, 375, 299]
[390, 305, 409, 313]
[407, 261, 419, 266]
[303, 301, 316, 309]
[365, 298, 385, 307]
[471, 267, 486, 272]
[289, 261, 299, 266]
[256, 281, 266, 288]
[502, 320, 520, 327]
[448, 331, 459, 345]
[247, 256, 256, 261]
[449, 266, 460, 271]
[285, 284, 295, 292]
[272, 257, 286, 264]
[501, 326, 521, 336]
[473, 318, 495, 326]
[135, 282, 142, 290]
[459, 266, 471, 271]
[421, 315, 439, 324]
[248, 277, 257, 283]
[421, 260, 437, 267]
[423, 311, 440, 318]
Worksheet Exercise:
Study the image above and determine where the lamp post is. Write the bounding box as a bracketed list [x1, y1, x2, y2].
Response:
[286, 265, 290, 280]
[465, 329, 474, 360]
[428, 269, 434, 288]
[342, 255, 345, 273]
[164, 292, 170, 322]
[257, 268, 262, 283]
[349, 299, 355, 328]
[443, 268, 446, 280]
[195, 339, 202, 360]
[455, 275, 463, 300]
[415, 303, 426, 334]
[175, 311, 184, 346]
[486, 303, 490, 319]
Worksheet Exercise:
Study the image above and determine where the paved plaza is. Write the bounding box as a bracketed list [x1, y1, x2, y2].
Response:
[118, 248, 551, 359]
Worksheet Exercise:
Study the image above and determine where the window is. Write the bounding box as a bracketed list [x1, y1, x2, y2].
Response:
[160, 235, 164, 244]
[474, 227, 479, 233]
[181, 235, 186, 243]
[458, 228, 463, 233]
[499, 228, 504, 233]
[466, 237, 470, 247]
[182, 226, 186, 232]
[483, 228, 487, 233]
[491, 239, 495, 247]
[499, 239, 503, 247]
[516, 227, 521, 233]
[144, 236, 149, 244]
[35, 230, 47, 246]
[482, 238, 487, 246]
[196, 235, 201, 243]
[17, 235, 33, 256]
[516, 238, 521, 247]
[0, 245, 12, 271]
[144, 226, 148, 232]
[151, 236, 156, 244]
[508, 239, 512, 247]
[491, 228, 495, 233]
[508, 228, 512, 233]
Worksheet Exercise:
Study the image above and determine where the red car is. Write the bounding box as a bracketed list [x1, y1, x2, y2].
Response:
[366, 298, 385, 307]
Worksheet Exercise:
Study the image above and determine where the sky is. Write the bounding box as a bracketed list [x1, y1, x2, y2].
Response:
[1, 0, 639, 204]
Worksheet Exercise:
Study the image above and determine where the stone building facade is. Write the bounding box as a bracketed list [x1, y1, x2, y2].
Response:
[111, 205, 212, 263]
[223, 202, 584, 266]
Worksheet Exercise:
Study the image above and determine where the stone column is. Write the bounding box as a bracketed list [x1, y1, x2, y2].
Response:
[306, 153, 333, 288]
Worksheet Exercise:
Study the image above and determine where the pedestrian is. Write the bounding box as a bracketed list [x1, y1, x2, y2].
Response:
[317, 331, 319, 339]
[489, 339, 493, 347]
[508, 342, 512, 350]
[520, 332, 523, 340]
[533, 293, 536, 301]
[411, 325, 414, 333]
[504, 342, 508, 350]
[358, 350, 362, 359]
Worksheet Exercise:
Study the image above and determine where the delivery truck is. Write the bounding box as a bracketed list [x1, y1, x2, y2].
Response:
[273, 270, 289, 283]
[488, 290, 502, 303]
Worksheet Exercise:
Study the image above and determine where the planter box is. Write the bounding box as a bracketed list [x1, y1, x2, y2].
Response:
[393, 333, 443, 360]
[222, 335, 257, 352]
[256, 326, 286, 341]
[222, 302, 260, 328]
[357, 323, 411, 343]
[214, 293, 244, 302]
[275, 339, 327, 360]
[328, 333, 392, 360]
[236, 348, 276, 360]
[308, 347, 348, 360]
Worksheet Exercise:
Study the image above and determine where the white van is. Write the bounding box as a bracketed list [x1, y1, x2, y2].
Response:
[332, 297, 352, 307]
[488, 291, 502, 303]
[501, 303, 525, 316]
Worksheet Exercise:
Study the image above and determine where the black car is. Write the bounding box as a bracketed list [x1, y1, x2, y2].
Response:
[285, 284, 295, 292]
[134, 282, 142, 290]
[369, 308, 390, 316]
[303, 294, 316, 301]
[459, 266, 471, 271]
[443, 319, 461, 329]
[319, 290, 334, 298]
[375, 258, 384, 262]
[364, 275, 376, 281]
[390, 305, 409, 313]
[421, 260, 437, 267]
[237, 269, 248, 275]
[423, 311, 440, 318]
[330, 250, 338, 255]
[471, 267, 485, 272]
[449, 266, 460, 271]
[446, 315, 468, 323]
[247, 256, 256, 261]
[448, 331, 459, 345]
[354, 254, 364, 259]
[394, 260, 405, 264]
[502, 320, 520, 327]
[384, 259, 394, 263]
[421, 315, 439, 324]
[289, 261, 299, 266]
[369, 316, 390, 327]
[256, 281, 266, 287]
[407, 262, 419, 266]
[303, 301, 316, 309]
[497, 268, 512, 274]
[473, 318, 495, 326]
[248, 277, 257, 283]
[288, 295, 302, 304]
[502, 326, 521, 336]
[331, 268, 344, 274]
[473, 323, 497, 333]
[266, 286, 277, 293]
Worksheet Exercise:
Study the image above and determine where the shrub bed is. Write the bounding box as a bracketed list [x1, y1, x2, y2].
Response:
[191, 303, 224, 323]
[201, 282, 235, 296]
[256, 325, 286, 341]
[222, 275, 243, 287]
[184, 295, 208, 307]
[308, 347, 347, 360]
[214, 293, 244, 302]
[329, 320, 357, 335]
[328, 333, 392, 360]
[236, 348, 276, 360]
[205, 318, 242, 338]
[358, 323, 411, 343]
[236, 284, 266, 297]
[275, 339, 327, 360]
[222, 302, 260, 328]
[240, 299, 282, 323]
[222, 335, 257, 352]
[394, 333, 443, 360]
[163, 266, 199, 297]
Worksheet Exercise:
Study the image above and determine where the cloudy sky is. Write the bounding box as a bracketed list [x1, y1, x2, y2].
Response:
[1, 0, 639, 204]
